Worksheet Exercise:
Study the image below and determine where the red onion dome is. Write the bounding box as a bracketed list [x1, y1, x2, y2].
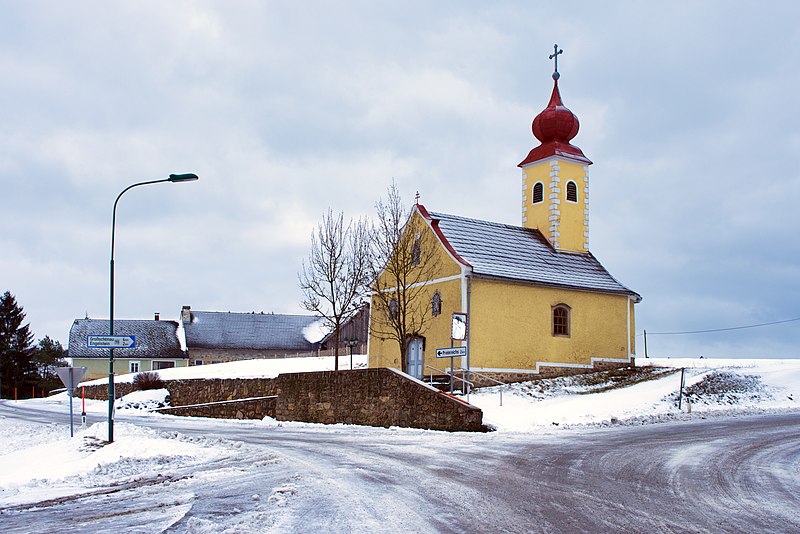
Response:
[518, 78, 591, 167]
[532, 80, 579, 143]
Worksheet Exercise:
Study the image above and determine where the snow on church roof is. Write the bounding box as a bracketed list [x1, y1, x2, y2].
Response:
[425, 209, 640, 300]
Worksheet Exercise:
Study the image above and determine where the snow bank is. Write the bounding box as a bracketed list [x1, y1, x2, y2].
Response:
[0, 420, 225, 507]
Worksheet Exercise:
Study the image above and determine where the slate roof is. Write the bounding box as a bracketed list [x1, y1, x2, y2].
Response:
[182, 311, 321, 351]
[427, 210, 640, 300]
[68, 319, 185, 359]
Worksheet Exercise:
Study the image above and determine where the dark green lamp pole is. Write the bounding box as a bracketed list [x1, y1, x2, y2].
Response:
[108, 173, 198, 442]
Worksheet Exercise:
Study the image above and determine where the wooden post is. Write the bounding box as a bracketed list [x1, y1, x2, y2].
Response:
[678, 367, 685, 410]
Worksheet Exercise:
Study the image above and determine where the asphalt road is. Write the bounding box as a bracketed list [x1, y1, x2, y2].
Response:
[1, 403, 799, 533]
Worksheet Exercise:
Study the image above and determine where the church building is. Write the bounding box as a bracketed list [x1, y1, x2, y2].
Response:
[368, 48, 641, 385]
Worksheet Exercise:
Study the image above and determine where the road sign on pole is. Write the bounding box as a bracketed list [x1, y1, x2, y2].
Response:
[56, 367, 87, 438]
[87, 335, 135, 348]
[435, 346, 466, 358]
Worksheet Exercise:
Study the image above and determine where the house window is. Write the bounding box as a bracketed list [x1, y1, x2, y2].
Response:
[129, 361, 140, 373]
[193, 359, 204, 366]
[389, 298, 399, 321]
[532, 182, 544, 204]
[153, 360, 176, 370]
[431, 290, 442, 317]
[566, 181, 578, 203]
[411, 239, 421, 266]
[552, 304, 570, 337]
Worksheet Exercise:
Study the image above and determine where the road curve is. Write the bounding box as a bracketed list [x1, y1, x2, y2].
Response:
[1, 402, 799, 533]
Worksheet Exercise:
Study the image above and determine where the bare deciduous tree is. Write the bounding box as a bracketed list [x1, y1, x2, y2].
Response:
[369, 181, 441, 371]
[299, 209, 371, 371]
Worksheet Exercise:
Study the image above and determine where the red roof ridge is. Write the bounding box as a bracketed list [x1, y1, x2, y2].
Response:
[416, 204, 473, 268]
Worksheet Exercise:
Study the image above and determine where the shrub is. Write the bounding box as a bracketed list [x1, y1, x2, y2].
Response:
[133, 371, 164, 391]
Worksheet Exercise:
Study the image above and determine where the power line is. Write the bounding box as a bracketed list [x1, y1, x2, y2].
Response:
[640, 316, 800, 336]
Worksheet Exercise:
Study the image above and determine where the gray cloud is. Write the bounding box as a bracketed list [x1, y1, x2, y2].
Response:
[2, 1, 798, 358]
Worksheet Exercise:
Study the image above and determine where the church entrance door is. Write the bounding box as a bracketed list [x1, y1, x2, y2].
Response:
[406, 337, 424, 379]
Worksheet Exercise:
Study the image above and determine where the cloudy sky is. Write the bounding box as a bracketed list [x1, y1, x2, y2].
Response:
[2, 1, 798, 358]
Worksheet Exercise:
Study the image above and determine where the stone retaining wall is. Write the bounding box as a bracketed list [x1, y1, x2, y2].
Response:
[81, 368, 483, 432]
[81, 377, 277, 407]
[156, 396, 276, 419]
[274, 368, 483, 431]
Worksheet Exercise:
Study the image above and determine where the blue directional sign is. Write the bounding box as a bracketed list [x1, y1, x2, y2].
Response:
[87, 335, 136, 348]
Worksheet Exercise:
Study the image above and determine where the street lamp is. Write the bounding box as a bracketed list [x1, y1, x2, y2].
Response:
[344, 339, 359, 370]
[108, 173, 198, 442]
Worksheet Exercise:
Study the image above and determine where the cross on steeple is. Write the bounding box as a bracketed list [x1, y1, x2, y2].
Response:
[415, 191, 420, 205]
[549, 44, 563, 81]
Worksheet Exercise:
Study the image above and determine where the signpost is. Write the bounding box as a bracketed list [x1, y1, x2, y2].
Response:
[436, 346, 466, 394]
[56, 367, 87, 437]
[87, 335, 135, 348]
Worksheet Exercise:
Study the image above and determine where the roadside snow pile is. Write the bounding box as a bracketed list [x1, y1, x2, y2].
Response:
[116, 388, 170, 411]
[0, 420, 227, 507]
[669, 370, 772, 406]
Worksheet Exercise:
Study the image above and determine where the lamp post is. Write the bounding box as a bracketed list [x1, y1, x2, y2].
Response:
[344, 339, 358, 370]
[108, 173, 198, 443]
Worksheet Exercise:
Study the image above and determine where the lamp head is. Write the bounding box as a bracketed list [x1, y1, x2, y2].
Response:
[168, 173, 199, 183]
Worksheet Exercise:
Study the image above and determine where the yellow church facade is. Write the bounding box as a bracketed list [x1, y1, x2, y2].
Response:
[369, 56, 640, 384]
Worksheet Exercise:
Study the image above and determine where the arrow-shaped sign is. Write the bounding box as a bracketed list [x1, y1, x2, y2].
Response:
[87, 335, 136, 348]
[435, 346, 466, 358]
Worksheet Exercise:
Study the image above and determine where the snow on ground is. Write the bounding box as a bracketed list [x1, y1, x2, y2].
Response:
[79, 353, 369, 386]
[469, 357, 800, 431]
[0, 419, 226, 508]
[2, 356, 799, 515]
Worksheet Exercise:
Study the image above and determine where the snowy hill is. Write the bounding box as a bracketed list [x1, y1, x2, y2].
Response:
[471, 358, 800, 431]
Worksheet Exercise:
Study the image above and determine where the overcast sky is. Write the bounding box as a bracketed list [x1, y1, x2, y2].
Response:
[2, 1, 798, 358]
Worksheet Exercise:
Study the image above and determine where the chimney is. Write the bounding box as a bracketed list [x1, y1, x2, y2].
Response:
[181, 305, 191, 323]
[154, 312, 160, 321]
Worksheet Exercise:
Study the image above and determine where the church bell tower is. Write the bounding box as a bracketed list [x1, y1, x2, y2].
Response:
[519, 45, 592, 253]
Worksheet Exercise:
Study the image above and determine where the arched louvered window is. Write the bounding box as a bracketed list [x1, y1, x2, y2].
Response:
[552, 304, 571, 337]
[532, 182, 544, 204]
[566, 181, 578, 203]
[411, 239, 421, 266]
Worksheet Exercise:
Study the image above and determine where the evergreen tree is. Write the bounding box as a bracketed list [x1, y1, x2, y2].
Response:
[32, 336, 67, 395]
[0, 291, 36, 398]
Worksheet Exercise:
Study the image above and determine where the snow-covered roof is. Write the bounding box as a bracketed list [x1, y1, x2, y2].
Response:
[182, 311, 322, 351]
[68, 319, 185, 359]
[425, 209, 640, 299]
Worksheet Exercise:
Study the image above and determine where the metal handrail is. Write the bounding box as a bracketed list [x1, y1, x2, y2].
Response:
[425, 365, 474, 397]
[455, 368, 509, 406]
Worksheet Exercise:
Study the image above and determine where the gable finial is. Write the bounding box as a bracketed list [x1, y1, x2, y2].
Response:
[415, 191, 420, 205]
[549, 44, 563, 81]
